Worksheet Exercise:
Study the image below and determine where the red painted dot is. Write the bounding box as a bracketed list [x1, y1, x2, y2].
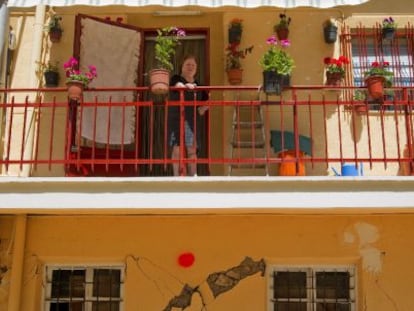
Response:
[178, 252, 195, 268]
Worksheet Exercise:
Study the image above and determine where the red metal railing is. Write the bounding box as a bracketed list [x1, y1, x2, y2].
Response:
[0, 85, 413, 177]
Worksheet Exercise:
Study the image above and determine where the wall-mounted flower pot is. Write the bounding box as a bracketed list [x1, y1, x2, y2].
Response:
[323, 24, 338, 44]
[49, 27, 62, 43]
[44, 71, 60, 87]
[275, 28, 289, 41]
[66, 81, 84, 101]
[149, 68, 170, 95]
[228, 27, 242, 44]
[325, 72, 342, 86]
[365, 75, 385, 99]
[382, 27, 395, 40]
[226, 68, 243, 85]
[263, 71, 290, 95]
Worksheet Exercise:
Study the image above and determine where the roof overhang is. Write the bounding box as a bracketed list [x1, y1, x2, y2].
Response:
[6, 0, 370, 9]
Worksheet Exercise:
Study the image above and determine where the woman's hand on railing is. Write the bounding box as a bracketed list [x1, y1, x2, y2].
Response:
[198, 106, 209, 115]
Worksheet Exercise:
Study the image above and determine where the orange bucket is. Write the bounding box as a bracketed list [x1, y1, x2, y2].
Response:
[278, 150, 306, 176]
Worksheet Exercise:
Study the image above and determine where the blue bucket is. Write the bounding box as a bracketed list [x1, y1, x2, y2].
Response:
[332, 163, 363, 176]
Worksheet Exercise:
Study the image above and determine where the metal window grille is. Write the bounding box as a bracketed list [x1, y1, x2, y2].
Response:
[45, 266, 123, 311]
[269, 266, 356, 311]
[342, 23, 414, 110]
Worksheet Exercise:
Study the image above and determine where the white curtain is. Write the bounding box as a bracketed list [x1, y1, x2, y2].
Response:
[80, 18, 140, 144]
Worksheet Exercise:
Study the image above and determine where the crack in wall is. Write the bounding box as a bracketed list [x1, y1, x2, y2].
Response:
[163, 256, 266, 310]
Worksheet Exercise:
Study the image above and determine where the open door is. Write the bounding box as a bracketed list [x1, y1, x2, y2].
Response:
[66, 14, 143, 176]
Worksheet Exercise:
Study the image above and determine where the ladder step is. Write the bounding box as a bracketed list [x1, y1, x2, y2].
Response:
[233, 121, 264, 129]
[232, 141, 265, 148]
[230, 163, 267, 169]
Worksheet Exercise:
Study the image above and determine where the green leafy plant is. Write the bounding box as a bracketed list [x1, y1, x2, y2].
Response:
[259, 35, 294, 75]
[45, 13, 62, 32]
[225, 43, 254, 70]
[63, 57, 97, 87]
[274, 13, 291, 31]
[364, 61, 394, 85]
[382, 17, 396, 29]
[324, 56, 349, 77]
[37, 61, 59, 73]
[154, 26, 186, 71]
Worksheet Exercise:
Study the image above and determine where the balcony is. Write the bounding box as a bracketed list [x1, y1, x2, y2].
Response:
[1, 85, 413, 178]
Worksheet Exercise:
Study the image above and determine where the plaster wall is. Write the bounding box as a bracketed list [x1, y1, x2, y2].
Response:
[1, 214, 414, 310]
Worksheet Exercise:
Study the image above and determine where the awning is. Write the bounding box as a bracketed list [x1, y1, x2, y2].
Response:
[7, 0, 370, 8]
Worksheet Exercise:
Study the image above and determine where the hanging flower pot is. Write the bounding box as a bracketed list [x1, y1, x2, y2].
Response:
[382, 27, 395, 40]
[365, 75, 385, 99]
[325, 72, 343, 86]
[228, 27, 242, 44]
[44, 71, 59, 87]
[323, 22, 338, 44]
[263, 71, 290, 95]
[149, 68, 170, 95]
[49, 27, 62, 43]
[228, 18, 243, 44]
[226, 68, 243, 85]
[275, 28, 289, 40]
[66, 81, 84, 101]
[274, 13, 291, 41]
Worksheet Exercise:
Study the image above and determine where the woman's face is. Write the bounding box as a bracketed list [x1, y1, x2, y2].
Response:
[181, 57, 197, 78]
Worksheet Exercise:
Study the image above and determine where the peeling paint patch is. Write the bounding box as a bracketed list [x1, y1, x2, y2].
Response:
[344, 222, 382, 274]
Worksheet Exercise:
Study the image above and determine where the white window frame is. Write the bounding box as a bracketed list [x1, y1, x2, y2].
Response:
[267, 265, 356, 311]
[43, 265, 124, 311]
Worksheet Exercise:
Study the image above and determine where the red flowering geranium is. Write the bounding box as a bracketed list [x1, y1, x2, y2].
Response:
[324, 56, 349, 77]
[226, 42, 254, 70]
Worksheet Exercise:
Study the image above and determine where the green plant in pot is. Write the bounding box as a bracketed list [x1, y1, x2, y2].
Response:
[323, 55, 349, 86]
[225, 42, 253, 85]
[150, 26, 186, 95]
[274, 13, 291, 40]
[228, 18, 243, 44]
[45, 12, 63, 43]
[259, 35, 294, 94]
[38, 61, 60, 87]
[63, 57, 98, 100]
[364, 61, 393, 99]
[382, 16, 397, 40]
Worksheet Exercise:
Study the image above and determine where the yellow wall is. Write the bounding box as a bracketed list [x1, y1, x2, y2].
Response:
[1, 214, 414, 310]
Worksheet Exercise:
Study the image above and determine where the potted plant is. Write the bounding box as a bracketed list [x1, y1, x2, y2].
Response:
[274, 13, 291, 40]
[225, 43, 254, 85]
[323, 19, 338, 44]
[258, 35, 294, 94]
[323, 55, 349, 86]
[38, 61, 60, 87]
[228, 18, 243, 44]
[364, 61, 393, 99]
[150, 26, 186, 95]
[45, 12, 63, 43]
[63, 57, 97, 100]
[382, 16, 396, 40]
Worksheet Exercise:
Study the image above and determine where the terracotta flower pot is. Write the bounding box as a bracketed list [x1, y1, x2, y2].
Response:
[326, 72, 343, 86]
[66, 81, 84, 101]
[365, 75, 385, 99]
[275, 28, 289, 40]
[49, 27, 62, 43]
[149, 69, 170, 95]
[226, 68, 243, 85]
[278, 150, 306, 176]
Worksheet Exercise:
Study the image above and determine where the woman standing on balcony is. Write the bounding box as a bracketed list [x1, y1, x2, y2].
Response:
[168, 55, 208, 176]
